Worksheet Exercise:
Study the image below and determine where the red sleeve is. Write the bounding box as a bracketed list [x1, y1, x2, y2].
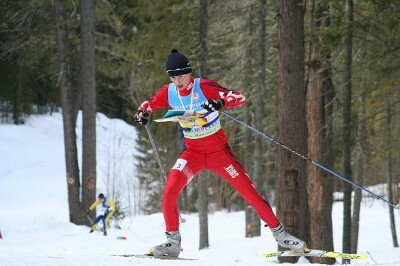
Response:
[200, 79, 246, 108]
[137, 84, 170, 114]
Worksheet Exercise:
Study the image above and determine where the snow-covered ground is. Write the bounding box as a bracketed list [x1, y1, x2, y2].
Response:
[0, 112, 399, 265]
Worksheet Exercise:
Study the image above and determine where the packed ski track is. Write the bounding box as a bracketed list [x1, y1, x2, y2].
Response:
[1, 112, 399, 265]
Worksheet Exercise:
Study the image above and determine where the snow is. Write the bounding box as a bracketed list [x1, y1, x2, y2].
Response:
[1, 112, 399, 265]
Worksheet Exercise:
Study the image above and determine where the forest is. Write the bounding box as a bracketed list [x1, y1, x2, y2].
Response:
[1, 0, 399, 264]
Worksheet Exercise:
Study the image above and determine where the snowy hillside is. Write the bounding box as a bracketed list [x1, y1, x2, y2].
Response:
[0, 112, 399, 265]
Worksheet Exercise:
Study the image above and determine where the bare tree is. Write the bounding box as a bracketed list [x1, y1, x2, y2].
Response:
[243, 0, 257, 238]
[276, 0, 308, 263]
[342, 0, 353, 260]
[80, 0, 97, 222]
[305, 0, 334, 263]
[198, 0, 209, 250]
[385, 94, 399, 248]
[351, 43, 367, 254]
[251, 0, 268, 237]
[55, 0, 83, 224]
[13, 63, 22, 125]
[246, 0, 267, 238]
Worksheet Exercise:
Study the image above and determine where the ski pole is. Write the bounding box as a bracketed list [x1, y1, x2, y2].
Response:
[144, 124, 186, 223]
[145, 124, 168, 181]
[222, 111, 400, 211]
[86, 214, 93, 225]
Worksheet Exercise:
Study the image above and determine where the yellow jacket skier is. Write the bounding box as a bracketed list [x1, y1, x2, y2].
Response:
[86, 193, 115, 236]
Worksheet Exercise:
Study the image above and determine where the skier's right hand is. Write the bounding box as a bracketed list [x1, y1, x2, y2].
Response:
[86, 210, 90, 215]
[133, 110, 149, 125]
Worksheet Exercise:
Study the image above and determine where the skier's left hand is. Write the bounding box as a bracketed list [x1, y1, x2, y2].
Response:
[202, 99, 225, 112]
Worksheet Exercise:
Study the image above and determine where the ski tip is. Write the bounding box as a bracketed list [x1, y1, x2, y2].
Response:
[323, 252, 369, 260]
[357, 254, 369, 260]
[263, 249, 369, 260]
[145, 250, 154, 256]
[262, 251, 281, 257]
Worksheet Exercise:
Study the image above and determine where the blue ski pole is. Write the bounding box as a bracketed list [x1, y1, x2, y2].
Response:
[222, 111, 400, 212]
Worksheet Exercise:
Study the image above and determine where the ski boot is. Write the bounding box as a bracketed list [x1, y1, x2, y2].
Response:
[271, 223, 307, 252]
[147, 231, 181, 258]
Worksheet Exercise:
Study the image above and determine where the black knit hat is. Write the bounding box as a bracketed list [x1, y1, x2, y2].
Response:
[165, 49, 192, 76]
[98, 193, 105, 199]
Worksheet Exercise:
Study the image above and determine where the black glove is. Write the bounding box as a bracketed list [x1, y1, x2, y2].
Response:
[202, 99, 225, 112]
[133, 109, 149, 125]
[86, 210, 90, 215]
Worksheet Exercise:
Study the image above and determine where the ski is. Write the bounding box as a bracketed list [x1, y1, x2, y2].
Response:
[262, 249, 368, 260]
[111, 254, 197, 261]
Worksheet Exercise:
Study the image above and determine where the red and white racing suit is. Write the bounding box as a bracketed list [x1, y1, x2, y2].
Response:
[138, 77, 280, 231]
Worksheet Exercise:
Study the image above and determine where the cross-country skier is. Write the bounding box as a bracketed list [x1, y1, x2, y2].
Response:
[86, 193, 115, 236]
[133, 49, 307, 258]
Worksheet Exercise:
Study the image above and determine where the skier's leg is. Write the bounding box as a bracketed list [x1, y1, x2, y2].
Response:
[104, 211, 114, 233]
[208, 146, 306, 252]
[149, 169, 190, 257]
[208, 146, 279, 227]
[163, 149, 203, 231]
[91, 215, 103, 231]
[149, 150, 203, 257]
[162, 169, 188, 231]
[101, 215, 107, 235]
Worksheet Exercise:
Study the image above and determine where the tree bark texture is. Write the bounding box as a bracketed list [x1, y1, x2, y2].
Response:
[305, 1, 334, 263]
[80, 0, 97, 224]
[342, 0, 353, 259]
[277, 0, 308, 263]
[13, 61, 22, 125]
[198, 0, 209, 250]
[243, 0, 259, 238]
[55, 0, 82, 224]
[385, 95, 399, 248]
[250, 0, 268, 237]
[198, 172, 209, 250]
[351, 43, 367, 254]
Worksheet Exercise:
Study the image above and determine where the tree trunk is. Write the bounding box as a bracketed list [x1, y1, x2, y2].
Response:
[55, 0, 82, 224]
[13, 61, 22, 125]
[385, 95, 399, 248]
[243, 0, 258, 238]
[198, 172, 209, 249]
[80, 0, 97, 224]
[351, 43, 367, 254]
[249, 0, 268, 238]
[198, 0, 209, 250]
[277, 0, 308, 263]
[305, 1, 334, 263]
[342, 0, 353, 261]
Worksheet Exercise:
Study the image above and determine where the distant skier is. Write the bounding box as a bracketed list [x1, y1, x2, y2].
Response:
[133, 49, 307, 257]
[86, 193, 115, 236]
